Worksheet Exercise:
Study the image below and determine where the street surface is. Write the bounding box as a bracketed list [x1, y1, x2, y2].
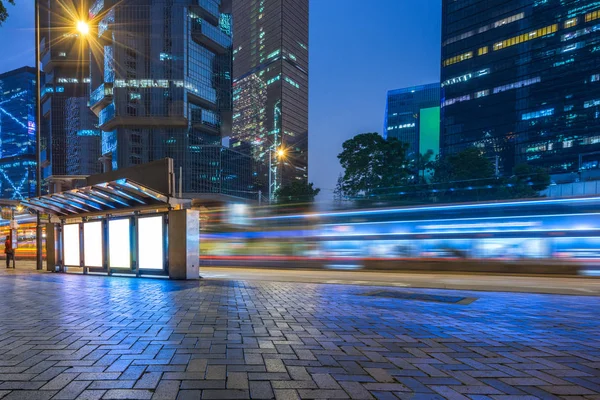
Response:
[199, 267, 600, 296]
[0, 267, 599, 399]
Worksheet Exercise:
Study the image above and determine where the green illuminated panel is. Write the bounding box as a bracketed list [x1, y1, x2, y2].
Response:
[419, 106, 440, 157]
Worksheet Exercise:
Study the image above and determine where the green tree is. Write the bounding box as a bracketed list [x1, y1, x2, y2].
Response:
[0, 0, 15, 26]
[432, 147, 498, 202]
[333, 173, 346, 204]
[433, 147, 495, 184]
[337, 133, 410, 198]
[275, 181, 321, 204]
[506, 163, 551, 198]
[413, 149, 435, 184]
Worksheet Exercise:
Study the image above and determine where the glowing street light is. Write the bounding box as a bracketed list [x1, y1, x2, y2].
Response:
[76, 20, 90, 35]
[268, 147, 288, 203]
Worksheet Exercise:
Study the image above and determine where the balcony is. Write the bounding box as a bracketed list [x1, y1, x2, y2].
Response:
[191, 107, 220, 134]
[89, 83, 114, 115]
[191, 18, 231, 54]
[98, 102, 115, 129]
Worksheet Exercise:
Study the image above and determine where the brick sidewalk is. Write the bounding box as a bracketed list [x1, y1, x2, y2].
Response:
[0, 272, 599, 399]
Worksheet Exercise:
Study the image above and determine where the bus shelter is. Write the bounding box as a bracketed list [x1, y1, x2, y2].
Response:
[20, 178, 199, 280]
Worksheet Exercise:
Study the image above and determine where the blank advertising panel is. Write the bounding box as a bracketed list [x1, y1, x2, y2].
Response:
[63, 224, 80, 266]
[83, 221, 103, 268]
[109, 219, 131, 269]
[138, 216, 164, 270]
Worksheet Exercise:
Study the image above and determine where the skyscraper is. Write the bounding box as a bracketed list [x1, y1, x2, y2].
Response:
[89, 0, 252, 196]
[39, 0, 98, 187]
[441, 0, 600, 178]
[231, 0, 309, 195]
[0, 67, 37, 200]
[384, 83, 441, 158]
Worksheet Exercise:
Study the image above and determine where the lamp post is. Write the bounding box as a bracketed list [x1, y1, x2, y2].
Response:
[34, 6, 90, 269]
[268, 147, 286, 203]
[35, 0, 42, 270]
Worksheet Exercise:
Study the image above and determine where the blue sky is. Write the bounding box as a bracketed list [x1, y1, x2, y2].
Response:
[0, 0, 442, 201]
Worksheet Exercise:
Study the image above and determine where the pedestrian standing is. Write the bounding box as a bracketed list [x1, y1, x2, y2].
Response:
[5, 235, 14, 269]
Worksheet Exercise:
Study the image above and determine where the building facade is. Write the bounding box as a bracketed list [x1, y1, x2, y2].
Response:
[441, 0, 600, 178]
[0, 67, 37, 200]
[88, 0, 252, 197]
[231, 0, 309, 195]
[384, 83, 441, 158]
[39, 0, 99, 187]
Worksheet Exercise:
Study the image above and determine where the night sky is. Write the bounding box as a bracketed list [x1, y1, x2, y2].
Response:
[0, 0, 442, 203]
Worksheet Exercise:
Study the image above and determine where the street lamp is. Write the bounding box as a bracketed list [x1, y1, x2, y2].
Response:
[76, 21, 90, 35]
[268, 147, 286, 203]
[34, 4, 91, 269]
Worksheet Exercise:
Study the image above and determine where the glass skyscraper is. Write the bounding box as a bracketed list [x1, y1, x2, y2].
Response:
[231, 0, 309, 193]
[442, 0, 600, 178]
[89, 0, 253, 197]
[0, 67, 37, 200]
[384, 83, 441, 157]
[39, 0, 98, 185]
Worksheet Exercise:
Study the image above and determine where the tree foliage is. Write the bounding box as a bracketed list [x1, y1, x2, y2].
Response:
[275, 181, 320, 204]
[0, 0, 15, 26]
[337, 137, 551, 205]
[333, 173, 346, 204]
[337, 133, 410, 198]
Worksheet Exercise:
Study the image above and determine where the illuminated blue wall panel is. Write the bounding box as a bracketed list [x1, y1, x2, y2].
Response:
[0, 67, 37, 199]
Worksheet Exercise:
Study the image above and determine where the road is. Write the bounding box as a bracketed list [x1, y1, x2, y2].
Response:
[199, 266, 600, 296]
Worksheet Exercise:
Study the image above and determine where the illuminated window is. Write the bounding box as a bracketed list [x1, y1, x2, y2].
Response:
[443, 51, 473, 67]
[522, 108, 554, 120]
[266, 75, 280, 85]
[586, 10, 600, 23]
[584, 99, 600, 108]
[475, 89, 489, 98]
[564, 18, 577, 28]
[493, 24, 557, 51]
[284, 76, 300, 89]
[443, 13, 524, 46]
[493, 77, 541, 94]
[477, 46, 488, 56]
[592, 74, 600, 82]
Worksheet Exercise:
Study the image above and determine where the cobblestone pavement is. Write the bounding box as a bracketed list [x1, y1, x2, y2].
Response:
[0, 271, 599, 399]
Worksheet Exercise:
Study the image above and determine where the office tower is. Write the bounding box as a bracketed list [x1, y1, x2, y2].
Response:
[384, 83, 441, 158]
[441, 0, 600, 178]
[89, 0, 252, 196]
[0, 67, 37, 199]
[39, 0, 98, 189]
[232, 0, 309, 195]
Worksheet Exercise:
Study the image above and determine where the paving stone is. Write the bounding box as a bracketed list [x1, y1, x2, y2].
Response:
[0, 270, 599, 400]
[250, 381, 275, 399]
[52, 380, 92, 400]
[102, 389, 154, 399]
[201, 389, 250, 399]
[274, 389, 300, 400]
[227, 372, 250, 389]
[339, 381, 376, 399]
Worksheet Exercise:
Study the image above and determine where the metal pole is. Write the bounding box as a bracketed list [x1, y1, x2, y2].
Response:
[35, 0, 43, 270]
[179, 166, 183, 198]
[268, 149, 272, 203]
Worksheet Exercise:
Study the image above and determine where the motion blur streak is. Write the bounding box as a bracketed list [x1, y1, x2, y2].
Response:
[201, 196, 600, 274]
